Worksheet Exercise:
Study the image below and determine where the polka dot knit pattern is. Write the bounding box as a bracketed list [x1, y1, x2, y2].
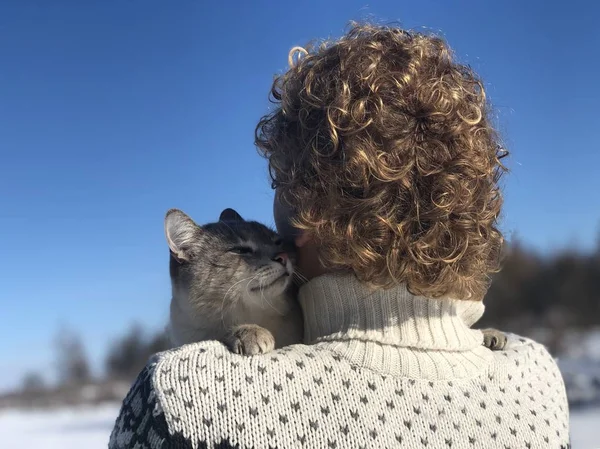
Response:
[109, 273, 570, 449]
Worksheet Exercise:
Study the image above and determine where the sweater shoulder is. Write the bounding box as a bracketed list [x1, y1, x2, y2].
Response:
[151, 339, 328, 390]
[489, 332, 564, 378]
[150, 341, 338, 447]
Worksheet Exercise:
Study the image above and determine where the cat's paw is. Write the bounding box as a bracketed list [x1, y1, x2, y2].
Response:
[227, 324, 275, 355]
[482, 328, 508, 351]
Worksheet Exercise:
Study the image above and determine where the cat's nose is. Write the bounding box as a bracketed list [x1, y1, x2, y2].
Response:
[273, 252, 288, 266]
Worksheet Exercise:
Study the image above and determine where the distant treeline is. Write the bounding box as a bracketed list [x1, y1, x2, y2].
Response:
[5, 326, 171, 409]
[14, 241, 600, 395]
[479, 241, 600, 352]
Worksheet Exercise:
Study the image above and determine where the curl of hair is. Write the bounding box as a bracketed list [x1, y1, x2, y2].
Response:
[256, 23, 507, 300]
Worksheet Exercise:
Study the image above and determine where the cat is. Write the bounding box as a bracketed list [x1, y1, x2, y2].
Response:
[165, 207, 304, 355]
[165, 207, 507, 355]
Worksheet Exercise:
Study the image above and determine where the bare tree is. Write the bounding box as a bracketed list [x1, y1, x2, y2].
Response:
[105, 324, 170, 381]
[54, 326, 91, 386]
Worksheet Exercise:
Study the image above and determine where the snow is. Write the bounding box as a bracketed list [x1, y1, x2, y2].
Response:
[559, 329, 600, 409]
[0, 404, 119, 449]
[571, 407, 600, 449]
[0, 403, 598, 448]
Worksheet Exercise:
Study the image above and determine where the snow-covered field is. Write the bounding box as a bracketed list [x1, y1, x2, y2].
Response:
[0, 404, 119, 449]
[0, 403, 598, 448]
[571, 407, 600, 449]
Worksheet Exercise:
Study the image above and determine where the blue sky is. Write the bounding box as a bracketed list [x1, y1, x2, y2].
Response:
[0, 0, 598, 391]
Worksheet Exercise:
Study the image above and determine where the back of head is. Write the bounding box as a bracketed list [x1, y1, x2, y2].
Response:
[256, 23, 507, 300]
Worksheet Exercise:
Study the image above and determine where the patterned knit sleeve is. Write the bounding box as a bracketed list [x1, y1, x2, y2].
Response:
[109, 361, 179, 449]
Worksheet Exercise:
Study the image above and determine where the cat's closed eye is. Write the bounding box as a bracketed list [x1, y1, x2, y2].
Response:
[229, 246, 254, 255]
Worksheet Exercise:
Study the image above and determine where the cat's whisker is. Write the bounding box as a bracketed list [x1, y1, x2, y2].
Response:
[293, 270, 309, 286]
[294, 268, 308, 280]
[223, 275, 255, 301]
[246, 272, 286, 315]
[258, 274, 286, 316]
[220, 275, 256, 327]
[244, 273, 261, 298]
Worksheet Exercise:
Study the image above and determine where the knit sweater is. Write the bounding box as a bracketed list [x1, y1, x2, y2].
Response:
[109, 273, 570, 449]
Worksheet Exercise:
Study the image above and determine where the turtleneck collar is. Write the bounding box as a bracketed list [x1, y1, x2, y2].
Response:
[298, 272, 492, 379]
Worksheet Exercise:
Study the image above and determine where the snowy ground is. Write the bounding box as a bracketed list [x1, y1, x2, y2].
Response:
[0, 403, 598, 448]
[571, 407, 600, 449]
[0, 404, 119, 449]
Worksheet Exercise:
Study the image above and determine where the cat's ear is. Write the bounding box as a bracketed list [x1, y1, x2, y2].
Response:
[219, 208, 244, 223]
[164, 209, 200, 262]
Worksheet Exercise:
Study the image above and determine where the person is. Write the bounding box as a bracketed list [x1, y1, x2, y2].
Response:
[109, 23, 569, 449]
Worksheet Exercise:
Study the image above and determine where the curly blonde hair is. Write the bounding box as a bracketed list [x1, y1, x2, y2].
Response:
[255, 23, 507, 300]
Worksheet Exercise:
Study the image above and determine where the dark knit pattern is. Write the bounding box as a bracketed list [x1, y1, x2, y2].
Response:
[109, 362, 169, 449]
[109, 358, 247, 449]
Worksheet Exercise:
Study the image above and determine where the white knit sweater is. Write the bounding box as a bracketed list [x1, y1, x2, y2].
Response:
[109, 273, 570, 448]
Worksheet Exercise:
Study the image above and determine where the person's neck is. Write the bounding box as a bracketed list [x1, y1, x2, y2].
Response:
[294, 243, 328, 281]
[297, 272, 492, 379]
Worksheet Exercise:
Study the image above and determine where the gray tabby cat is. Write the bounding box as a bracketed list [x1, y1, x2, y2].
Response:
[165, 207, 303, 355]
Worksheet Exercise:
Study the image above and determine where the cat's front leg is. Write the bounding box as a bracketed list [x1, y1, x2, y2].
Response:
[226, 324, 275, 355]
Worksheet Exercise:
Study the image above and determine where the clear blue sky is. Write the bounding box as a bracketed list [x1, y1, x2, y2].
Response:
[1, 0, 598, 391]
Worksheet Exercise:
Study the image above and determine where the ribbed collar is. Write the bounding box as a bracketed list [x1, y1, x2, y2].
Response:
[298, 273, 491, 378]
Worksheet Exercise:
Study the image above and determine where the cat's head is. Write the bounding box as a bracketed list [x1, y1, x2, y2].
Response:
[165, 208, 295, 310]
